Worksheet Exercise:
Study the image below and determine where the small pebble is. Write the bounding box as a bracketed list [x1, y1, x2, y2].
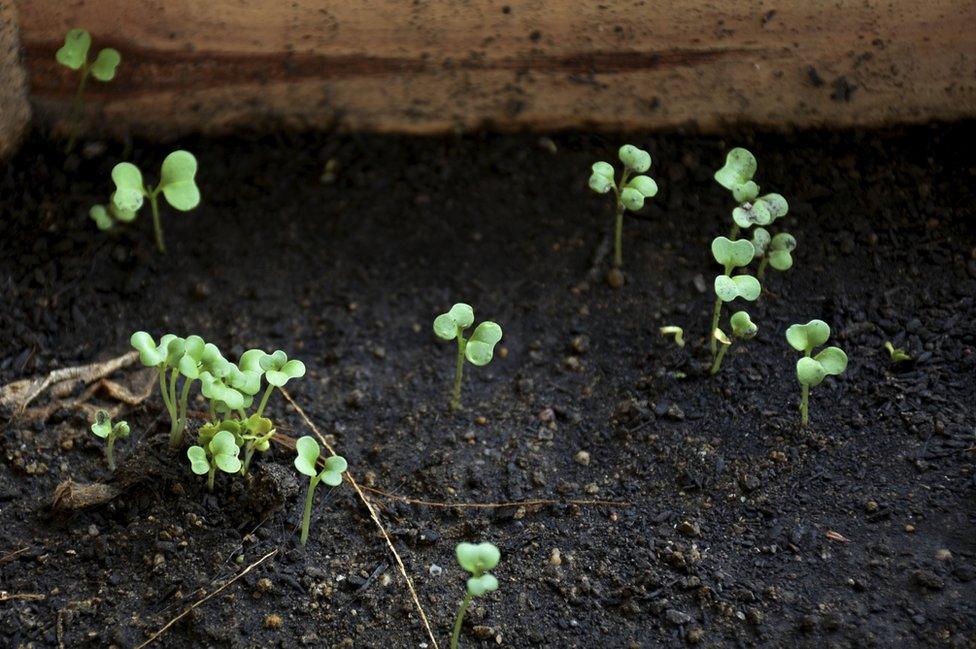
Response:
[574, 450, 591, 466]
[264, 613, 283, 629]
[935, 548, 953, 562]
[905, 524, 916, 533]
[429, 564, 442, 577]
[865, 500, 878, 513]
[550, 548, 562, 566]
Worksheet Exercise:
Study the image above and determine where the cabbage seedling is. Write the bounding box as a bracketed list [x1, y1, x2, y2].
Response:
[239, 414, 275, 476]
[187, 429, 241, 491]
[293, 436, 347, 545]
[588, 144, 659, 271]
[433, 303, 503, 411]
[131, 331, 189, 447]
[110, 151, 200, 253]
[55, 28, 121, 152]
[709, 236, 760, 356]
[713, 148, 789, 239]
[451, 542, 501, 649]
[710, 311, 757, 375]
[786, 320, 848, 425]
[660, 325, 685, 348]
[751, 228, 796, 280]
[884, 341, 911, 364]
[90, 409, 130, 470]
[88, 194, 136, 231]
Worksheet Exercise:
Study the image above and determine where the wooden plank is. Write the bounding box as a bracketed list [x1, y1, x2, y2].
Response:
[13, 0, 976, 137]
[0, 1, 30, 157]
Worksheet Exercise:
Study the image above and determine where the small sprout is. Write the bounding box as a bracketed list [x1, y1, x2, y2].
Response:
[90, 409, 129, 470]
[56, 29, 121, 152]
[753, 229, 796, 279]
[240, 414, 275, 476]
[709, 236, 760, 357]
[732, 193, 788, 230]
[884, 341, 912, 364]
[110, 151, 201, 253]
[88, 192, 137, 231]
[587, 144, 659, 272]
[710, 311, 758, 375]
[787, 320, 848, 425]
[660, 325, 685, 348]
[187, 428, 241, 491]
[451, 542, 501, 649]
[433, 304, 503, 411]
[293, 436, 347, 546]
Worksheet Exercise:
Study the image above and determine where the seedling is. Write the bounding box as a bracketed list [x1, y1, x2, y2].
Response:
[660, 325, 685, 348]
[588, 144, 659, 272]
[884, 341, 911, 364]
[187, 428, 241, 491]
[89, 409, 130, 470]
[710, 311, 757, 375]
[433, 304, 503, 411]
[786, 320, 848, 425]
[451, 542, 501, 649]
[89, 194, 136, 231]
[293, 436, 347, 545]
[750, 228, 796, 280]
[55, 28, 121, 152]
[110, 151, 201, 253]
[709, 236, 760, 356]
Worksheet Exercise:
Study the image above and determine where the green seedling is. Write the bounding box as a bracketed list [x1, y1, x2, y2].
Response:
[433, 303, 503, 411]
[89, 193, 137, 231]
[709, 236, 760, 356]
[786, 320, 848, 425]
[710, 311, 757, 375]
[110, 151, 200, 253]
[89, 409, 130, 471]
[588, 144, 659, 271]
[660, 325, 685, 348]
[56, 28, 121, 152]
[187, 428, 241, 491]
[293, 436, 347, 546]
[751, 228, 797, 280]
[884, 341, 911, 364]
[451, 542, 501, 649]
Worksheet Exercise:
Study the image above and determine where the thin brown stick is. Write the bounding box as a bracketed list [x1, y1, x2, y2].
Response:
[360, 486, 632, 509]
[280, 389, 440, 649]
[0, 546, 29, 566]
[134, 549, 277, 649]
[0, 591, 45, 602]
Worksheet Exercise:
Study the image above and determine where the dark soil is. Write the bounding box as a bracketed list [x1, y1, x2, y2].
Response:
[1, 123, 975, 648]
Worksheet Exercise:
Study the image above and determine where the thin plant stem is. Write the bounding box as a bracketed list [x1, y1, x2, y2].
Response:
[729, 223, 740, 240]
[207, 464, 216, 492]
[757, 257, 769, 281]
[709, 263, 732, 356]
[148, 190, 166, 254]
[106, 434, 116, 471]
[167, 369, 181, 447]
[300, 475, 320, 545]
[450, 591, 473, 649]
[241, 443, 255, 476]
[450, 333, 465, 411]
[611, 168, 631, 269]
[256, 384, 275, 417]
[710, 343, 730, 375]
[176, 379, 192, 444]
[800, 383, 809, 425]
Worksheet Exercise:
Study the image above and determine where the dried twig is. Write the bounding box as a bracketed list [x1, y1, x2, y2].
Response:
[0, 351, 138, 413]
[0, 591, 45, 602]
[280, 389, 440, 649]
[135, 549, 278, 649]
[360, 485, 631, 509]
[0, 546, 29, 567]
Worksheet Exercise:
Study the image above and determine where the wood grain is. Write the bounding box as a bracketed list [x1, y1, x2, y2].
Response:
[13, 0, 976, 137]
[0, 1, 30, 157]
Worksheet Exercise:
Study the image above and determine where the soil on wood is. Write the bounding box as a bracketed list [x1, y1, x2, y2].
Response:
[0, 123, 974, 648]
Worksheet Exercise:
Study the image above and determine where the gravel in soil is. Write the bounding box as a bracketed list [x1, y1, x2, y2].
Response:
[1, 124, 974, 647]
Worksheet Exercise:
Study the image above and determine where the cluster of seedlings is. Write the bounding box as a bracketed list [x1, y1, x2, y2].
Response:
[591, 145, 848, 423]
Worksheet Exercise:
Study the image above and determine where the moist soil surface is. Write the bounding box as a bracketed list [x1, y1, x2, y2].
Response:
[1, 124, 975, 648]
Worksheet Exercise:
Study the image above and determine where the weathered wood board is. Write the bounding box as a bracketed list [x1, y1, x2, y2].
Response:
[0, 1, 30, 157]
[11, 0, 976, 138]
